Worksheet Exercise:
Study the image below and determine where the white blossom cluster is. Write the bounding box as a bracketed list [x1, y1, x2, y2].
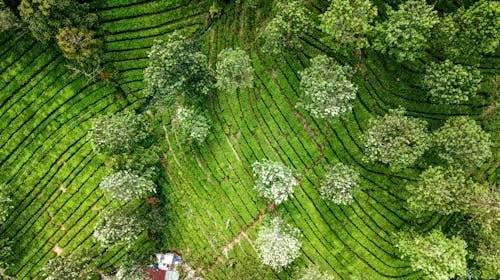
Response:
[252, 159, 297, 205]
[93, 209, 144, 248]
[293, 265, 335, 280]
[256, 216, 302, 271]
[174, 106, 211, 145]
[320, 163, 360, 205]
[99, 170, 156, 203]
[115, 264, 147, 280]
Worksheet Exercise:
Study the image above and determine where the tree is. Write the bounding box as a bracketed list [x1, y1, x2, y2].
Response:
[93, 208, 144, 248]
[396, 229, 468, 280]
[87, 111, 150, 155]
[293, 265, 335, 280]
[18, 0, 97, 42]
[319, 0, 377, 50]
[260, 0, 312, 54]
[319, 163, 360, 205]
[55, 26, 101, 66]
[41, 249, 95, 280]
[406, 166, 477, 216]
[469, 184, 499, 235]
[298, 55, 357, 119]
[99, 170, 156, 203]
[173, 106, 211, 145]
[144, 32, 212, 105]
[434, 1, 499, 58]
[215, 48, 254, 93]
[433, 116, 492, 170]
[0, 237, 12, 268]
[0, 1, 21, 32]
[115, 264, 148, 280]
[255, 216, 302, 271]
[252, 159, 297, 205]
[362, 108, 430, 170]
[422, 60, 482, 104]
[372, 0, 439, 62]
[0, 184, 12, 225]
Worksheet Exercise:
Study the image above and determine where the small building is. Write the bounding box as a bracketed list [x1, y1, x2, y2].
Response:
[147, 253, 183, 280]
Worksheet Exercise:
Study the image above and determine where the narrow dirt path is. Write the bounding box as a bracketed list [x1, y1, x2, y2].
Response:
[210, 201, 275, 268]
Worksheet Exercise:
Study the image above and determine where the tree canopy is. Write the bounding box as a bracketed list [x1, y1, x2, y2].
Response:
[99, 170, 156, 203]
[373, 0, 439, 62]
[422, 60, 482, 104]
[397, 229, 468, 280]
[298, 55, 357, 119]
[41, 249, 95, 280]
[0, 1, 20, 32]
[319, 163, 360, 205]
[406, 166, 477, 216]
[18, 0, 97, 42]
[93, 208, 144, 248]
[293, 265, 335, 280]
[144, 32, 212, 105]
[433, 116, 491, 169]
[252, 159, 297, 205]
[319, 0, 377, 50]
[362, 108, 430, 170]
[87, 111, 150, 155]
[173, 106, 211, 145]
[215, 48, 254, 93]
[256, 216, 302, 271]
[55, 26, 101, 67]
[260, 0, 312, 54]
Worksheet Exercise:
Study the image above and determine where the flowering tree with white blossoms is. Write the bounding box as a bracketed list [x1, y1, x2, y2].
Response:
[93, 208, 143, 248]
[298, 55, 357, 119]
[320, 163, 360, 205]
[99, 170, 156, 203]
[256, 216, 302, 271]
[173, 106, 211, 145]
[252, 159, 297, 205]
[293, 265, 335, 280]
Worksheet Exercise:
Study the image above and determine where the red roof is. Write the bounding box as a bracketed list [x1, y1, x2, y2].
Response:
[146, 267, 166, 280]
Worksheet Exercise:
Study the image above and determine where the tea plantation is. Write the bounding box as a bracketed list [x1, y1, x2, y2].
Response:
[0, 0, 497, 279]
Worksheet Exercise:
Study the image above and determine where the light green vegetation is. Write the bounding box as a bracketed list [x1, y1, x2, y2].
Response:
[0, 0, 498, 279]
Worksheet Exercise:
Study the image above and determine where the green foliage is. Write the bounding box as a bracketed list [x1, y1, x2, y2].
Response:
[319, 163, 360, 205]
[293, 265, 335, 280]
[362, 108, 430, 170]
[55, 26, 101, 67]
[260, 0, 312, 54]
[87, 111, 150, 155]
[319, 0, 377, 50]
[41, 249, 95, 280]
[252, 159, 297, 205]
[422, 60, 482, 104]
[18, 0, 97, 42]
[144, 33, 212, 105]
[99, 170, 156, 203]
[469, 184, 499, 235]
[108, 146, 159, 175]
[298, 55, 357, 119]
[220, 255, 275, 279]
[0, 184, 12, 225]
[215, 48, 254, 93]
[396, 229, 468, 280]
[256, 216, 302, 271]
[0, 1, 20, 32]
[433, 116, 492, 169]
[0, 237, 13, 269]
[373, 0, 439, 62]
[435, 1, 499, 58]
[406, 166, 477, 215]
[173, 106, 211, 145]
[93, 207, 144, 248]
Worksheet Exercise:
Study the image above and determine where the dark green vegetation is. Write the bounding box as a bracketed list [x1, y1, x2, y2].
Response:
[0, 0, 498, 279]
